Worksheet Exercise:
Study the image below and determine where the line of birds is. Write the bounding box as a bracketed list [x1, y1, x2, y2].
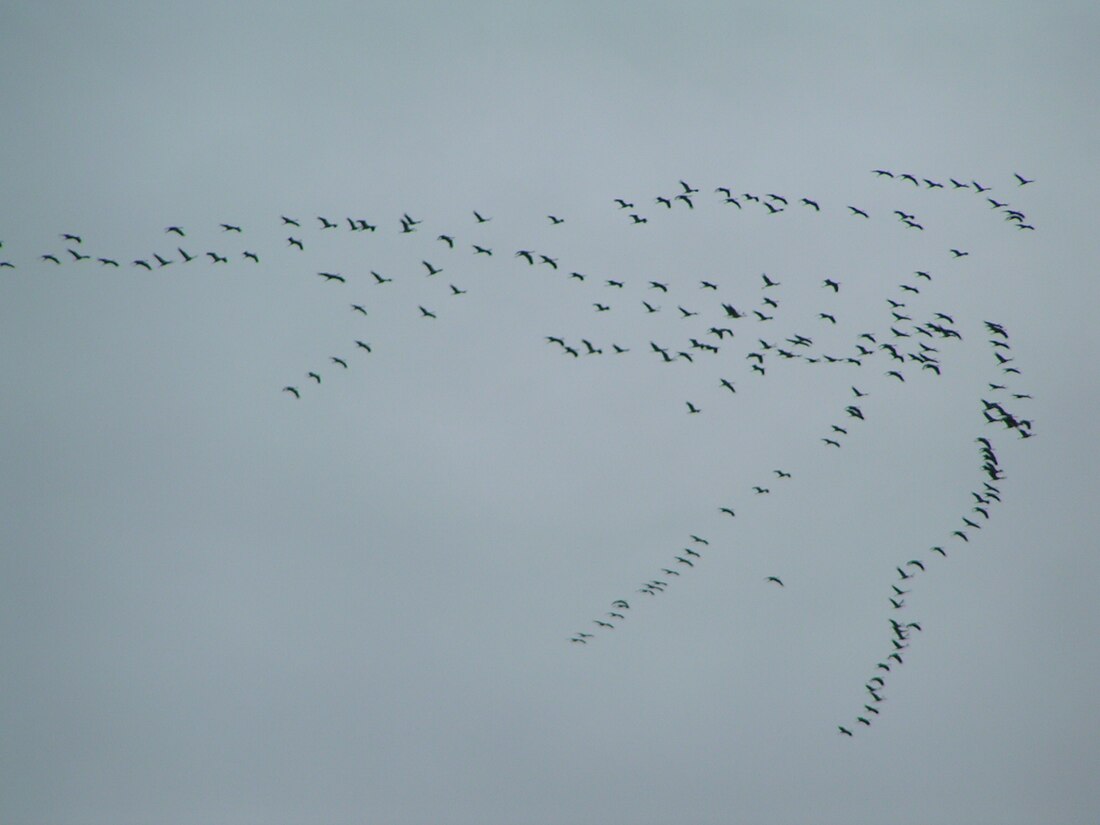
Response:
[838, 320, 1034, 735]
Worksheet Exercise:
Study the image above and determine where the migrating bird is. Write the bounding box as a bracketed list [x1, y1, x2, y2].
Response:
[765, 577, 784, 586]
[419, 306, 437, 319]
[283, 387, 300, 398]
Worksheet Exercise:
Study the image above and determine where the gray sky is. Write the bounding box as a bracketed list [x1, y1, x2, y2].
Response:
[2, 3, 1098, 824]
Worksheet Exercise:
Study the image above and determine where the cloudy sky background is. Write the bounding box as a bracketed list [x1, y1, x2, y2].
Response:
[2, 3, 1098, 824]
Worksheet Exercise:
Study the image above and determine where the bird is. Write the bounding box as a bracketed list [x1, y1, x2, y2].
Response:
[220, 223, 242, 233]
[419, 306, 437, 319]
[438, 235, 455, 248]
[243, 251, 259, 263]
[1014, 173, 1034, 186]
[848, 206, 870, 218]
[281, 216, 300, 226]
[308, 372, 321, 384]
[686, 402, 701, 414]
[331, 357, 348, 368]
[283, 386, 300, 398]
[765, 577, 784, 586]
[318, 272, 345, 282]
[165, 226, 185, 236]
[473, 245, 493, 256]
[719, 507, 736, 518]
[950, 249, 969, 258]
[838, 727, 854, 737]
[351, 305, 368, 315]
[288, 237, 304, 250]
[547, 215, 564, 224]
[473, 211, 491, 223]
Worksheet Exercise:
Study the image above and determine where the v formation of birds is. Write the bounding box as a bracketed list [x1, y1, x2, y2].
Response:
[3, 170, 1038, 736]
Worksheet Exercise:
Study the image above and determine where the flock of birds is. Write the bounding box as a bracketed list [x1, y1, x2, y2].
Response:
[2, 168, 1038, 735]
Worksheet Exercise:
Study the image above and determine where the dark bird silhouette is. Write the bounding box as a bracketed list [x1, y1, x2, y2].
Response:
[848, 206, 870, 218]
[473, 245, 493, 255]
[308, 372, 321, 384]
[281, 216, 300, 226]
[801, 198, 820, 210]
[719, 507, 736, 518]
[165, 226, 185, 237]
[331, 357, 348, 368]
[649, 281, 669, 292]
[614, 198, 634, 209]
[221, 223, 242, 233]
[839, 727, 854, 737]
[686, 402, 701, 414]
[1014, 173, 1034, 186]
[318, 272, 345, 282]
[288, 237, 304, 250]
[547, 215, 564, 224]
[539, 255, 557, 268]
[629, 214, 648, 224]
[132, 259, 152, 270]
[761, 273, 780, 288]
[243, 251, 259, 263]
[355, 341, 372, 352]
[438, 234, 455, 247]
[422, 260, 442, 276]
[283, 386, 300, 398]
[371, 270, 392, 284]
[351, 304, 368, 315]
[419, 306, 437, 319]
[765, 577, 784, 586]
[950, 249, 969, 257]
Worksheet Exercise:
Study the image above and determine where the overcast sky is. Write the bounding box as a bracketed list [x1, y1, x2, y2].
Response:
[2, 3, 1099, 824]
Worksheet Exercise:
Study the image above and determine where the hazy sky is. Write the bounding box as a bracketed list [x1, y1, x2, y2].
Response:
[2, 3, 1099, 824]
